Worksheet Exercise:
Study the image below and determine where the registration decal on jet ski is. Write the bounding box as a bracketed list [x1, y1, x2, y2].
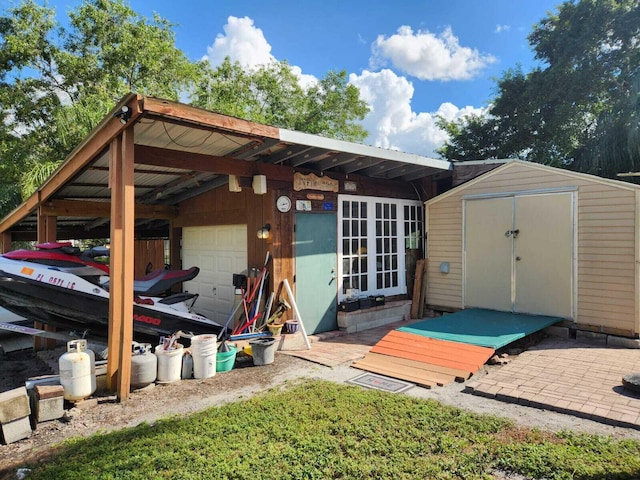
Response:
[32, 272, 76, 289]
[21, 267, 34, 276]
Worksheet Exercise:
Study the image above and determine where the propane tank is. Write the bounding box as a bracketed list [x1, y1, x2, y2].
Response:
[130, 342, 157, 388]
[59, 339, 96, 401]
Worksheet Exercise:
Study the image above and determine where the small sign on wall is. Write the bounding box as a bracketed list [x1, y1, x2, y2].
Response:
[344, 181, 357, 192]
[296, 200, 312, 211]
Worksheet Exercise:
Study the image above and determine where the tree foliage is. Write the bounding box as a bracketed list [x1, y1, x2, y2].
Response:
[191, 58, 368, 142]
[438, 0, 640, 178]
[0, 0, 197, 215]
[0, 0, 370, 217]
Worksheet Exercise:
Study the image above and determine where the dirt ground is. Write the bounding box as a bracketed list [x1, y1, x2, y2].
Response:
[2, 342, 640, 478]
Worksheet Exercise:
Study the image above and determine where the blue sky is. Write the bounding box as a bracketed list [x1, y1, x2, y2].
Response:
[3, 0, 563, 157]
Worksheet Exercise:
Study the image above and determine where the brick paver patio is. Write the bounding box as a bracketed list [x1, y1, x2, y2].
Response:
[465, 338, 640, 429]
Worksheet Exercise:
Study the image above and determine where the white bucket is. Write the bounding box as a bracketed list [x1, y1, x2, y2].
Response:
[190, 335, 217, 379]
[154, 343, 184, 383]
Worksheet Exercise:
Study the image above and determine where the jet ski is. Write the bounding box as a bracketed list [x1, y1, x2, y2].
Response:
[4, 241, 110, 277]
[0, 243, 224, 341]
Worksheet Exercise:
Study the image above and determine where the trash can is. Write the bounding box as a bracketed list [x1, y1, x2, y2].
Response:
[249, 337, 277, 366]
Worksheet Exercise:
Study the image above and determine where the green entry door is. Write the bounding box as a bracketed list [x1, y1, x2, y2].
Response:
[295, 212, 337, 334]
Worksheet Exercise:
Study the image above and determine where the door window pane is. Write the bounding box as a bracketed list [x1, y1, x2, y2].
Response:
[339, 196, 421, 300]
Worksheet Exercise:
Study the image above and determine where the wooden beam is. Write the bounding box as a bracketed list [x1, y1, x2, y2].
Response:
[40, 199, 179, 219]
[134, 145, 295, 182]
[142, 97, 279, 139]
[0, 94, 143, 234]
[135, 144, 256, 176]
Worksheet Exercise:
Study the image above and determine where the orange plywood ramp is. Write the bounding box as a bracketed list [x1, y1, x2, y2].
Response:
[353, 331, 495, 388]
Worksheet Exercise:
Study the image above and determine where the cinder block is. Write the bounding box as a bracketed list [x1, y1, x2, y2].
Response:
[0, 387, 30, 423]
[607, 336, 640, 349]
[1, 416, 31, 444]
[337, 300, 411, 333]
[544, 326, 570, 339]
[576, 330, 607, 344]
[32, 385, 64, 423]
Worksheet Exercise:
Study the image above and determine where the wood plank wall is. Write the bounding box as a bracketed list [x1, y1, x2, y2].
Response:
[176, 173, 429, 298]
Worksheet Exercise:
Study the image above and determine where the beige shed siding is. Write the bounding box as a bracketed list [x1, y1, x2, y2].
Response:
[427, 195, 463, 307]
[426, 161, 639, 334]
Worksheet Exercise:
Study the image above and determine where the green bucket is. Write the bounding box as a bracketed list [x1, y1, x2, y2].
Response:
[216, 344, 237, 372]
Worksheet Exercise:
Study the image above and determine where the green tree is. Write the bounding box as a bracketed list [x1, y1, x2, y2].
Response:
[438, 0, 640, 178]
[0, 0, 370, 219]
[192, 58, 368, 142]
[0, 0, 197, 215]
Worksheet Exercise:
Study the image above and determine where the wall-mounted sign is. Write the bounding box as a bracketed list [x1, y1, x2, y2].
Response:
[344, 181, 357, 192]
[306, 193, 325, 200]
[293, 172, 339, 192]
[323, 202, 334, 211]
[296, 200, 312, 211]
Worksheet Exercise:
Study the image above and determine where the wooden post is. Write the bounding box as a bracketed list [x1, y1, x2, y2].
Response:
[418, 259, 428, 319]
[1, 232, 11, 253]
[35, 208, 58, 349]
[106, 129, 135, 401]
[107, 135, 123, 393]
[410, 259, 425, 319]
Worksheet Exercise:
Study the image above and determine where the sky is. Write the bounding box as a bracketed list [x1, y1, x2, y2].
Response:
[4, 0, 563, 158]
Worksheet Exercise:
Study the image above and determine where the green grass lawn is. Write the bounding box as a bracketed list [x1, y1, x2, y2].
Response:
[22, 380, 640, 479]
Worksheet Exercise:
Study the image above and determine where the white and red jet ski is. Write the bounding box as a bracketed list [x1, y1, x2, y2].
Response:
[0, 242, 223, 341]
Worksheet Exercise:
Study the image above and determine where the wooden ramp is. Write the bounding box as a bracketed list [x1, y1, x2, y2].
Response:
[352, 330, 495, 388]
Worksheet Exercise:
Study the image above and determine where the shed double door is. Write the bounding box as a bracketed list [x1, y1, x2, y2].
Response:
[464, 192, 573, 318]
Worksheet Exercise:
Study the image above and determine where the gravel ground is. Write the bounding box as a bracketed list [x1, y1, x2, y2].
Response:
[2, 342, 640, 478]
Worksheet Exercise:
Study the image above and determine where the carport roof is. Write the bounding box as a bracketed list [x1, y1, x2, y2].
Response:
[0, 93, 451, 240]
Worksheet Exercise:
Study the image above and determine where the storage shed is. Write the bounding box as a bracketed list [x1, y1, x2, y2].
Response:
[426, 159, 640, 338]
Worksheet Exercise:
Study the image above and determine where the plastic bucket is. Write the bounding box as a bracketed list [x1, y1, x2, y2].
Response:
[285, 320, 300, 334]
[249, 337, 277, 366]
[155, 344, 184, 383]
[216, 345, 237, 372]
[191, 335, 217, 379]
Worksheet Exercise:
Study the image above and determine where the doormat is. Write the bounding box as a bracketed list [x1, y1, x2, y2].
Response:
[347, 372, 414, 393]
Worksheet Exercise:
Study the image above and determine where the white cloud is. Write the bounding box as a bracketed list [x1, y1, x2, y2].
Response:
[204, 16, 274, 68]
[495, 24, 511, 33]
[371, 25, 496, 81]
[202, 16, 488, 157]
[203, 16, 316, 89]
[349, 69, 487, 157]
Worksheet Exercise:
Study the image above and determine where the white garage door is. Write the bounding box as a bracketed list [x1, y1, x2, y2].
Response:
[181, 225, 247, 325]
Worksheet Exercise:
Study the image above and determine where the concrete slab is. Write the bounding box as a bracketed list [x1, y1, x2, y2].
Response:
[32, 386, 64, 423]
[0, 416, 31, 444]
[0, 386, 30, 423]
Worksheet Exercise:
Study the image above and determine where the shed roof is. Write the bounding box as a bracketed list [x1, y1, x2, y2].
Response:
[1, 93, 451, 240]
[427, 159, 640, 206]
